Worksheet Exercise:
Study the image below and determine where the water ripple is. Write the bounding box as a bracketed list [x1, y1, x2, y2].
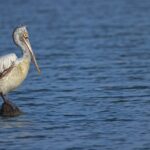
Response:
[0, 0, 150, 150]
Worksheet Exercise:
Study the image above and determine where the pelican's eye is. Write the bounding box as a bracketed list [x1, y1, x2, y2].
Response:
[23, 32, 28, 39]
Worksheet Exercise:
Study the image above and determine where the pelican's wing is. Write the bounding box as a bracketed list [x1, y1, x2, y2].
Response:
[0, 53, 17, 77]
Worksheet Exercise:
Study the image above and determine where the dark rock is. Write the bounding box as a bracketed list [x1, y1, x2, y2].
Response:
[0, 101, 22, 117]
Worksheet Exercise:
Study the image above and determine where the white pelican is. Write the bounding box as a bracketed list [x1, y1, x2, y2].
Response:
[0, 26, 40, 106]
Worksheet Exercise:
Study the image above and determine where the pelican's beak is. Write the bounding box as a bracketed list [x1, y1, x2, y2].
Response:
[23, 37, 41, 74]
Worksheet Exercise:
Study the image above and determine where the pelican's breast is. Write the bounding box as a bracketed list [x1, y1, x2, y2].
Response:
[12, 58, 30, 87]
[17, 58, 30, 79]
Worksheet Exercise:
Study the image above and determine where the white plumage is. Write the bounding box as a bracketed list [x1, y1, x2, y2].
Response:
[0, 53, 17, 74]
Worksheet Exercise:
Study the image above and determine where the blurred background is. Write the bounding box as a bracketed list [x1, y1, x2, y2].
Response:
[0, 0, 150, 149]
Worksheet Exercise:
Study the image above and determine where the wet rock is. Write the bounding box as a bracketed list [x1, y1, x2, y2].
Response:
[0, 101, 22, 117]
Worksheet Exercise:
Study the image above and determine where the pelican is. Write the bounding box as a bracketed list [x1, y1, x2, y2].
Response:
[0, 26, 40, 106]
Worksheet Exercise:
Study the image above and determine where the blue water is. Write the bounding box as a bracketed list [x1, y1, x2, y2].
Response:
[0, 0, 150, 149]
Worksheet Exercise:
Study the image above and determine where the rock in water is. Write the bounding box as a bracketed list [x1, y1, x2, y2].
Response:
[0, 101, 22, 117]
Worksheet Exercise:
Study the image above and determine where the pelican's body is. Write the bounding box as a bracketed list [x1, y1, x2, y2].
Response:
[0, 26, 40, 103]
[0, 54, 30, 94]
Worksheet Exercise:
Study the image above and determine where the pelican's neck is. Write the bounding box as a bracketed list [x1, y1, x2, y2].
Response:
[20, 45, 31, 61]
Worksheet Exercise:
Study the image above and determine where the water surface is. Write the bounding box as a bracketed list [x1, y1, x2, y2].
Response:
[0, 0, 150, 149]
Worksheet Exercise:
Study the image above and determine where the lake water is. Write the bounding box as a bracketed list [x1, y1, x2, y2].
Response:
[0, 0, 150, 149]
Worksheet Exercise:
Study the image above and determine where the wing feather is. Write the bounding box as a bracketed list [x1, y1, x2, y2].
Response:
[0, 53, 17, 74]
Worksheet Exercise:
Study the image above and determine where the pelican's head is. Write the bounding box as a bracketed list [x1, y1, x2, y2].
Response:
[13, 26, 40, 74]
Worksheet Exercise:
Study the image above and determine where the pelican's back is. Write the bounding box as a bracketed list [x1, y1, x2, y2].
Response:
[0, 53, 17, 74]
